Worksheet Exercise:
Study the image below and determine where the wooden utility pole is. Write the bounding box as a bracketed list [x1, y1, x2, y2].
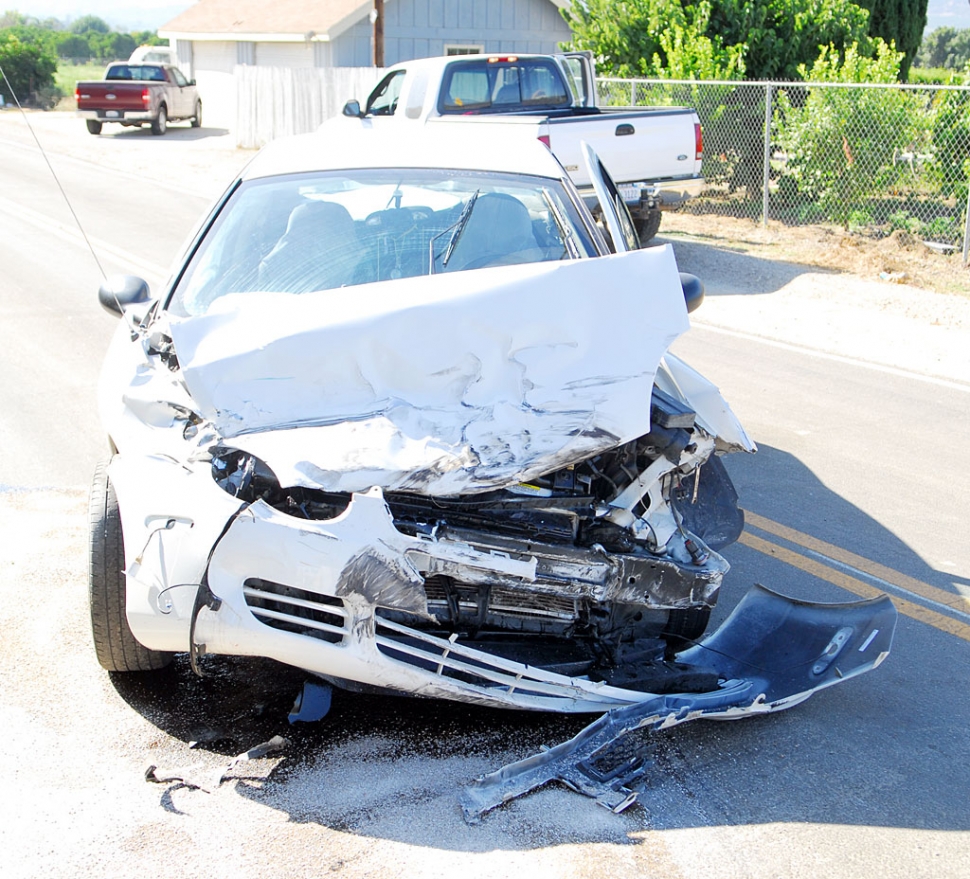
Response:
[373, 0, 384, 68]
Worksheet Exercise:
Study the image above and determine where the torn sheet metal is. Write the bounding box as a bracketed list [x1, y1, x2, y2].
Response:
[144, 735, 290, 794]
[460, 584, 896, 822]
[167, 247, 689, 495]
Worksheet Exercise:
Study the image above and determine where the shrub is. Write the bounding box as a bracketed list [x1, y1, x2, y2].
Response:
[773, 41, 924, 229]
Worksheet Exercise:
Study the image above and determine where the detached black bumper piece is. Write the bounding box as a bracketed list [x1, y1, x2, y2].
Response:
[460, 584, 896, 822]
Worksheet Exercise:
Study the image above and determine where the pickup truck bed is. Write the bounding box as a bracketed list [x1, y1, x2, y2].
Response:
[76, 63, 202, 136]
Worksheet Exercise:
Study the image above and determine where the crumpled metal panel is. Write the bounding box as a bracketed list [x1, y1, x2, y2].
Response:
[167, 248, 689, 495]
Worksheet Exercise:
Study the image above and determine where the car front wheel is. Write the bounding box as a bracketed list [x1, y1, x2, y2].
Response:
[191, 100, 202, 128]
[88, 460, 172, 672]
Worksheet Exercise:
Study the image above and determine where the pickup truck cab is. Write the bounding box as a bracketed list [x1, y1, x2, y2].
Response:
[339, 54, 704, 241]
[76, 63, 201, 136]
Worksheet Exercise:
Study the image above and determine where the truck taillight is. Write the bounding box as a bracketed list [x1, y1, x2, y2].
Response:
[488, 56, 518, 63]
[142, 88, 150, 105]
[74, 87, 79, 103]
[538, 135, 551, 148]
[695, 122, 703, 161]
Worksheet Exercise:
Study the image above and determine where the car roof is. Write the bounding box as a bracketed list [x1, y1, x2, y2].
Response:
[239, 124, 568, 182]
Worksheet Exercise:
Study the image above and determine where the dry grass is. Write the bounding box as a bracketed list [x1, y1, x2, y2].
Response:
[659, 212, 970, 298]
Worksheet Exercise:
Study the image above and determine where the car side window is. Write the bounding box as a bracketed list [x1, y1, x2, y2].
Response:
[172, 68, 188, 87]
[366, 71, 406, 116]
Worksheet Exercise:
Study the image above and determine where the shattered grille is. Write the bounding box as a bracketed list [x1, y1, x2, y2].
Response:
[374, 614, 565, 699]
[243, 578, 347, 644]
[423, 574, 579, 622]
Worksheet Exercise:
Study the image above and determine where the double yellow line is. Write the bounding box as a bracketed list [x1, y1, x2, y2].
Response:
[740, 511, 970, 643]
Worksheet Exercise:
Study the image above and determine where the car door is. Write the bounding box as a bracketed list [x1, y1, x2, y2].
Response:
[581, 141, 641, 253]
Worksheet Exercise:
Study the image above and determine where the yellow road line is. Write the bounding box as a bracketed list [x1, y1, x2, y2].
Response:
[739, 531, 970, 643]
[745, 510, 970, 614]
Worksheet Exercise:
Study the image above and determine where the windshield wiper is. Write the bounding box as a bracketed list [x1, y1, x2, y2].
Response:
[429, 190, 480, 273]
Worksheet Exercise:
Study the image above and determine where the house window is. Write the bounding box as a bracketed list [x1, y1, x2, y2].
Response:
[445, 45, 483, 56]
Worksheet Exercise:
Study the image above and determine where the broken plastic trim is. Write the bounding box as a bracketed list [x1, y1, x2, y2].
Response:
[460, 584, 896, 822]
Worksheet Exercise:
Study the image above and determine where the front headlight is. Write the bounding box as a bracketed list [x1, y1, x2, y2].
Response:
[210, 447, 279, 501]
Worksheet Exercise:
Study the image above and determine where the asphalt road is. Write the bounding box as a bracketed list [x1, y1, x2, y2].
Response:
[1, 110, 968, 878]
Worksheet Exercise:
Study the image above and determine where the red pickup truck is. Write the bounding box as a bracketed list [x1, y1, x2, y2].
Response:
[75, 63, 201, 136]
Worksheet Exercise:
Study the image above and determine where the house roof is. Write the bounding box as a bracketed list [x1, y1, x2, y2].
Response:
[159, 0, 571, 42]
[158, 0, 369, 42]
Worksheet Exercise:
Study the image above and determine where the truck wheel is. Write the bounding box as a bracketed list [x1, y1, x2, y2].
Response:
[151, 104, 167, 136]
[191, 100, 202, 128]
[634, 209, 662, 245]
[86, 120, 102, 135]
[89, 460, 172, 672]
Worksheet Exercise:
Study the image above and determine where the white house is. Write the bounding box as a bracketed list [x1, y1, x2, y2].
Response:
[159, 0, 574, 135]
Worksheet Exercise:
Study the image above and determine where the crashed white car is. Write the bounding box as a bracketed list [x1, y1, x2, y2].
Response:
[90, 128, 894, 727]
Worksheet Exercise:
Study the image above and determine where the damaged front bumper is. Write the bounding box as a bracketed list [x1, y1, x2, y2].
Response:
[113, 454, 733, 713]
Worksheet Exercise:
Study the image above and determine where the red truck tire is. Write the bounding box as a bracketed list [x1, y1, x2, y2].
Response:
[86, 120, 102, 135]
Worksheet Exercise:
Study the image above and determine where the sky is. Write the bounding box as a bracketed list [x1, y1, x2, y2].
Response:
[8, 0, 970, 35]
[9, 2, 192, 31]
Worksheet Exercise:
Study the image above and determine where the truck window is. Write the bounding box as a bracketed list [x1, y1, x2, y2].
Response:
[366, 70, 405, 116]
[172, 68, 188, 87]
[439, 59, 570, 114]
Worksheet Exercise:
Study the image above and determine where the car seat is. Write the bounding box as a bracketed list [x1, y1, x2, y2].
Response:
[445, 192, 546, 271]
[257, 200, 360, 292]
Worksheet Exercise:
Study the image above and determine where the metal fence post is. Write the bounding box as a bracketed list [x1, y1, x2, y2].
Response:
[762, 82, 772, 228]
[963, 181, 970, 264]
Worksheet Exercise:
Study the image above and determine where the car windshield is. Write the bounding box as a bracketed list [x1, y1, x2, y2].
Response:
[169, 168, 598, 317]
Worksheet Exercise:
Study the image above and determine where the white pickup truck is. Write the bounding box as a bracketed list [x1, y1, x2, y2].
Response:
[337, 53, 704, 242]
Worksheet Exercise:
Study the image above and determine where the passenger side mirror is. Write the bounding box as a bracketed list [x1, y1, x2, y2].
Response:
[342, 99, 364, 118]
[189, 78, 196, 86]
[99, 274, 152, 317]
[680, 272, 704, 313]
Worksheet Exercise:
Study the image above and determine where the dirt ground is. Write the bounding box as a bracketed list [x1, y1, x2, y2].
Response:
[661, 210, 970, 299]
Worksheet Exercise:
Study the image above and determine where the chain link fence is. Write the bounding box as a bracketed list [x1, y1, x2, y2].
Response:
[599, 77, 970, 257]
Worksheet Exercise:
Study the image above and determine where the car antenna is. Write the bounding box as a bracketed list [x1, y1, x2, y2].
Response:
[0, 64, 140, 326]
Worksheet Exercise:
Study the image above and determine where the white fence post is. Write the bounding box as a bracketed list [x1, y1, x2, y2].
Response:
[762, 82, 773, 228]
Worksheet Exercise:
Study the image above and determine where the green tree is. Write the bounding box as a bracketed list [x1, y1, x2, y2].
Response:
[57, 32, 90, 60]
[0, 31, 57, 106]
[853, 0, 928, 79]
[915, 27, 970, 70]
[562, 0, 876, 80]
[70, 14, 110, 35]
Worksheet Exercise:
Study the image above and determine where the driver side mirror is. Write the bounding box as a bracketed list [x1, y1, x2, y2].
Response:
[680, 272, 705, 313]
[342, 99, 364, 118]
[98, 274, 152, 317]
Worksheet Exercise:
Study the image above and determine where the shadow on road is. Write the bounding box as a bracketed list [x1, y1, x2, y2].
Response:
[104, 125, 230, 140]
[651, 233, 836, 297]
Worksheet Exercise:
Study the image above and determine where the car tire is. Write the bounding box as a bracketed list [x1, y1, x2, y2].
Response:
[634, 209, 662, 244]
[89, 460, 172, 672]
[663, 606, 712, 652]
[151, 104, 167, 136]
[191, 100, 202, 128]
[85, 119, 102, 135]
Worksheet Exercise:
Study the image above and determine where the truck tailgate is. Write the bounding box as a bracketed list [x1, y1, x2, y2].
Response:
[76, 81, 148, 112]
[548, 108, 700, 188]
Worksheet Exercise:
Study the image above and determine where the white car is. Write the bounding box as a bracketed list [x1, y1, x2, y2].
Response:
[90, 127, 893, 720]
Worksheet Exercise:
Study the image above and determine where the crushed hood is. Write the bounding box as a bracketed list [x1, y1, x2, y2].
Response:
[167, 247, 690, 495]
